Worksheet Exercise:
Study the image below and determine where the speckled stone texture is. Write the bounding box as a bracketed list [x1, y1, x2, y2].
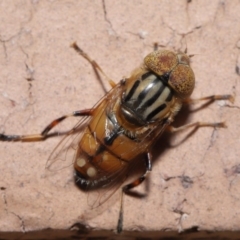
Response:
[0, 0, 240, 232]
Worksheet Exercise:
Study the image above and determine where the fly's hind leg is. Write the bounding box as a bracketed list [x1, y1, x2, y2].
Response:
[0, 109, 93, 142]
[71, 42, 116, 88]
[117, 152, 152, 233]
[168, 121, 226, 133]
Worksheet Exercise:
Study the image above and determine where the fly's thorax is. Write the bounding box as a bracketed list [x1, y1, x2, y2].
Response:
[120, 71, 179, 125]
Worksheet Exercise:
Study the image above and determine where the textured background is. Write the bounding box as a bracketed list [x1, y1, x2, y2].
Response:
[0, 0, 240, 232]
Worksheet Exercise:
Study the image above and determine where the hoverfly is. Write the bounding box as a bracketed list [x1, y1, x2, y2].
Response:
[0, 42, 234, 232]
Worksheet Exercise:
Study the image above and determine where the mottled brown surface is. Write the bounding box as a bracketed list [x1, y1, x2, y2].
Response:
[0, 0, 240, 233]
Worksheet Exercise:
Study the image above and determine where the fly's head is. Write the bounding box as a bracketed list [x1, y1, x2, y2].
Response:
[144, 50, 195, 99]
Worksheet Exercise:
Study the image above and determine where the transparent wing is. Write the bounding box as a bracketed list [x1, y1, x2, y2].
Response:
[45, 115, 91, 172]
[45, 84, 121, 173]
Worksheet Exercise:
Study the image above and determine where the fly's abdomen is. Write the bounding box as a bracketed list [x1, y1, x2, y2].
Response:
[74, 125, 126, 189]
[74, 98, 130, 189]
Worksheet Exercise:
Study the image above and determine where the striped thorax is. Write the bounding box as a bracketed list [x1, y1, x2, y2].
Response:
[119, 49, 195, 127]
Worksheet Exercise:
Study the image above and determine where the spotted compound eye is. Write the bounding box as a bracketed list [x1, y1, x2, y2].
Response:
[144, 50, 195, 99]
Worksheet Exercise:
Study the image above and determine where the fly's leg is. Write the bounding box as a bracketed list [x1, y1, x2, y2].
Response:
[168, 121, 226, 133]
[117, 152, 152, 233]
[184, 94, 234, 107]
[168, 94, 234, 133]
[0, 109, 93, 142]
[71, 42, 116, 88]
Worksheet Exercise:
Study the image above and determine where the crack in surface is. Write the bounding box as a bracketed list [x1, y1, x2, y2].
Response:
[163, 171, 204, 189]
[172, 199, 188, 232]
[1, 188, 26, 232]
[0, 37, 8, 60]
[10, 212, 26, 232]
[160, 14, 202, 50]
[102, 0, 117, 35]
[20, 46, 35, 100]
[0, 27, 28, 62]
[164, 174, 194, 189]
[1, 188, 8, 213]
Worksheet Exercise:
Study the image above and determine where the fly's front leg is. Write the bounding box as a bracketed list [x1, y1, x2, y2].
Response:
[71, 42, 116, 88]
[0, 109, 93, 142]
[184, 94, 234, 107]
[169, 94, 234, 133]
[117, 152, 152, 233]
